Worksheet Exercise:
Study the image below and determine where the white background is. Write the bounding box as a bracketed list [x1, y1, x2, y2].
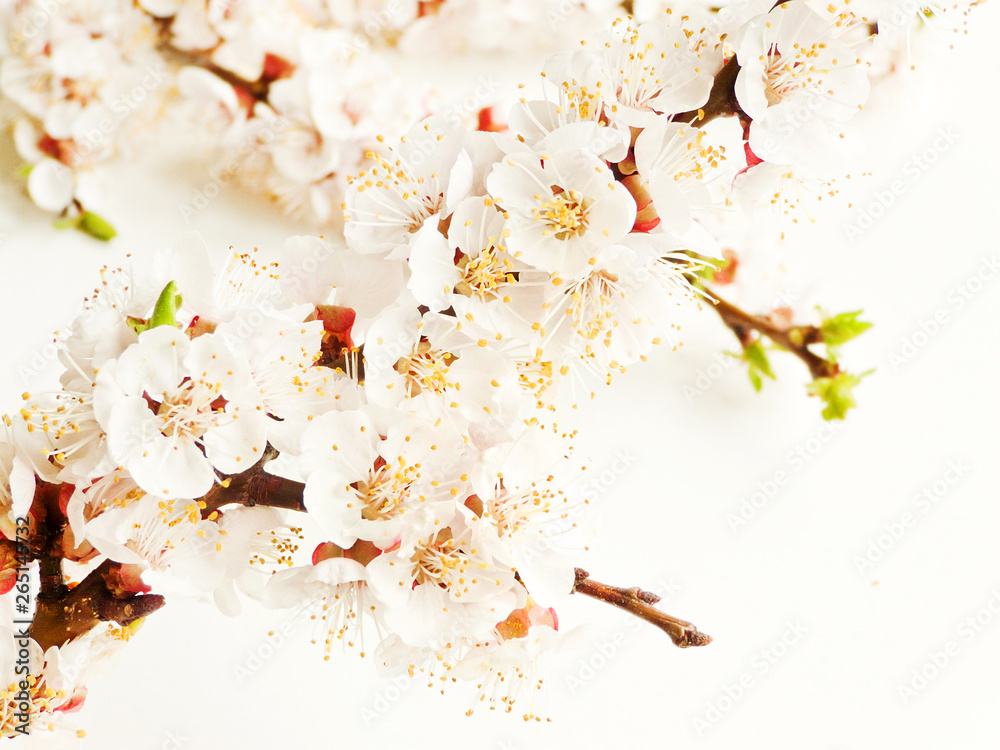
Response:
[3, 6, 1000, 748]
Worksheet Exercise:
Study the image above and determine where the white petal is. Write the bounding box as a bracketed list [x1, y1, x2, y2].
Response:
[202, 409, 268, 475]
[407, 218, 460, 312]
[122, 425, 215, 499]
[27, 159, 74, 213]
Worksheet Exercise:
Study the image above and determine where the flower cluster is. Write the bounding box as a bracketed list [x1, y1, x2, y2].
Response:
[3, 0, 968, 232]
[0, 0, 628, 229]
[2, 230, 595, 733]
[0, 0, 980, 739]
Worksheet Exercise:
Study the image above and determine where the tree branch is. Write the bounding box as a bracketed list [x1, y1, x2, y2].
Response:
[200, 449, 306, 518]
[30, 559, 165, 651]
[572, 568, 712, 648]
[701, 284, 839, 381]
[200, 472, 714, 648]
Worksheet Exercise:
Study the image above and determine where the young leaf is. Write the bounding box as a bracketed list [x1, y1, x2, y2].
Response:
[78, 211, 117, 241]
[820, 310, 872, 348]
[806, 369, 872, 420]
[744, 339, 775, 392]
[148, 281, 182, 329]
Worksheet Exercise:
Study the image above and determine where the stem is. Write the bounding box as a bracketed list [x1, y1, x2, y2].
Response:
[572, 569, 712, 648]
[201, 473, 713, 648]
[31, 560, 165, 650]
[201, 447, 306, 518]
[700, 283, 839, 381]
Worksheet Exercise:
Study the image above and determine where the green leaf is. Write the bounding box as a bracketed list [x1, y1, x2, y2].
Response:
[820, 309, 873, 348]
[744, 339, 775, 392]
[51, 210, 117, 241]
[77, 211, 117, 241]
[148, 281, 182, 330]
[18, 164, 34, 179]
[807, 369, 873, 420]
[126, 316, 149, 335]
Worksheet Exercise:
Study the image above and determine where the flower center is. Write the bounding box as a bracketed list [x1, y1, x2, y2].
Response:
[410, 529, 467, 590]
[534, 188, 592, 240]
[762, 44, 825, 106]
[395, 341, 456, 396]
[567, 269, 620, 342]
[352, 460, 418, 521]
[456, 246, 514, 301]
[153, 379, 222, 439]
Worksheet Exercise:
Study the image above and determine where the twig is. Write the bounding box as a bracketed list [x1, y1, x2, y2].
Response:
[700, 283, 839, 381]
[200, 446, 306, 518]
[31, 560, 165, 650]
[572, 568, 712, 648]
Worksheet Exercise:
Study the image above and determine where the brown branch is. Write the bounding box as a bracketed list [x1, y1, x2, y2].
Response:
[30, 559, 165, 650]
[200, 477, 715, 649]
[702, 284, 839, 381]
[572, 568, 712, 648]
[201, 449, 306, 518]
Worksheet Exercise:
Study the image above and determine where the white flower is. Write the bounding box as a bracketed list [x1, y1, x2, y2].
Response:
[143, 234, 286, 325]
[1, 617, 127, 740]
[264, 554, 384, 659]
[362, 309, 522, 433]
[406, 195, 542, 346]
[1, 627, 78, 740]
[374, 601, 568, 721]
[83, 490, 226, 595]
[545, 15, 716, 130]
[298, 407, 467, 549]
[279, 234, 408, 339]
[27, 158, 76, 212]
[467, 432, 587, 605]
[93, 326, 268, 498]
[631, 118, 725, 240]
[10, 390, 112, 485]
[365, 504, 524, 645]
[486, 148, 636, 280]
[450, 622, 561, 720]
[213, 506, 306, 615]
[734, 2, 871, 166]
[508, 64, 630, 162]
[0, 423, 35, 542]
[343, 117, 475, 256]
